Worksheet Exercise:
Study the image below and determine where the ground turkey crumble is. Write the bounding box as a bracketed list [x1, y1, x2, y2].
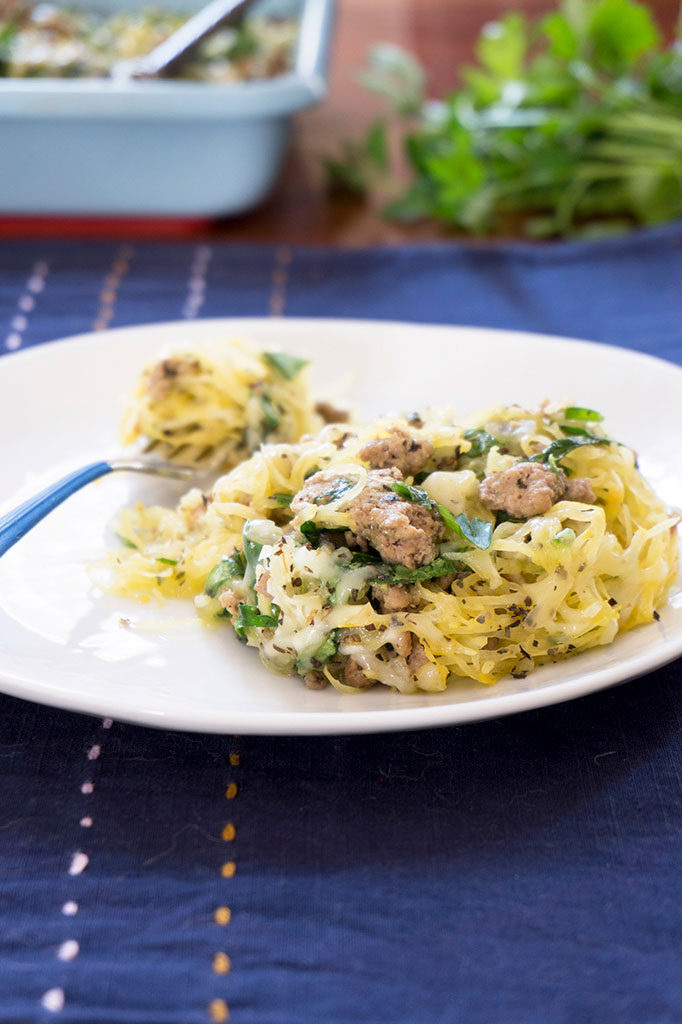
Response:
[358, 428, 434, 476]
[479, 461, 595, 518]
[146, 357, 201, 404]
[293, 467, 444, 569]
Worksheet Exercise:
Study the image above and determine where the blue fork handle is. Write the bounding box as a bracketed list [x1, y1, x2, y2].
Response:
[0, 461, 114, 557]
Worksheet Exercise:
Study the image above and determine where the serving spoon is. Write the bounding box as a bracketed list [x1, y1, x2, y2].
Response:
[110, 0, 255, 81]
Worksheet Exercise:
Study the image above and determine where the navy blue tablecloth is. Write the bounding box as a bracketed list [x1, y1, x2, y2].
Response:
[1, 227, 682, 1024]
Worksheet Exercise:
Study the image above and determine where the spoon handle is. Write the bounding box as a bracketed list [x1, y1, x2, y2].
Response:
[128, 0, 254, 78]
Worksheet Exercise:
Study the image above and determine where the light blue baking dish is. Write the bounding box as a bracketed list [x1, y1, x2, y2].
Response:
[0, 0, 333, 215]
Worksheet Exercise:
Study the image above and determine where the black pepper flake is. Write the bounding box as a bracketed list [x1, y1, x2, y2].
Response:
[654, 610, 661, 621]
[476, 614, 486, 624]
[608, 598, 618, 607]
[524, 596, 532, 607]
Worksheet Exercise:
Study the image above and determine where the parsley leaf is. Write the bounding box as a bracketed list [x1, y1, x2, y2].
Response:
[324, 119, 390, 197]
[325, 1, 682, 239]
[271, 493, 293, 506]
[263, 351, 309, 380]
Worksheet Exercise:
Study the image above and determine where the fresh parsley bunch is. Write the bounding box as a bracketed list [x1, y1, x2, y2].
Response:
[325, 0, 682, 238]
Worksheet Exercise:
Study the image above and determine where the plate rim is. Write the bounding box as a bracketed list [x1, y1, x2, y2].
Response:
[1, 315, 681, 734]
[4, 314, 682, 382]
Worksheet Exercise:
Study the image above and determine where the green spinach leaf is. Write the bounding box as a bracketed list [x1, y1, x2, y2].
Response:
[371, 555, 455, 585]
[562, 407, 604, 422]
[234, 604, 279, 633]
[295, 629, 341, 672]
[461, 429, 498, 459]
[263, 351, 309, 380]
[530, 435, 610, 465]
[260, 393, 280, 433]
[204, 551, 246, 597]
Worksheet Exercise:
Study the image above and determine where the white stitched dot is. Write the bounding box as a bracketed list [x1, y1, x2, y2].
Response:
[61, 901, 79, 916]
[18, 294, 34, 312]
[27, 275, 45, 293]
[79, 817, 93, 828]
[80, 781, 94, 794]
[41, 988, 65, 1012]
[183, 245, 212, 320]
[57, 940, 79, 962]
[87, 745, 101, 761]
[102, 718, 113, 729]
[11, 314, 27, 331]
[5, 333, 21, 350]
[68, 851, 89, 876]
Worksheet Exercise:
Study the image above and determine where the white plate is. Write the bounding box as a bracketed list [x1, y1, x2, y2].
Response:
[1, 318, 681, 734]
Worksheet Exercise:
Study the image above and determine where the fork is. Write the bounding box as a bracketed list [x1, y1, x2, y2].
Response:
[0, 457, 195, 558]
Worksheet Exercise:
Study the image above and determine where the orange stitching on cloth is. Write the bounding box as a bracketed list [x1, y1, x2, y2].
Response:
[269, 246, 292, 317]
[4, 259, 49, 352]
[208, 747, 241, 1021]
[209, 999, 230, 1022]
[183, 245, 213, 319]
[213, 953, 231, 975]
[92, 245, 133, 331]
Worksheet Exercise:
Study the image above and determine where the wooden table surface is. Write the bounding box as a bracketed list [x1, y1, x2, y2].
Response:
[3, 0, 680, 245]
